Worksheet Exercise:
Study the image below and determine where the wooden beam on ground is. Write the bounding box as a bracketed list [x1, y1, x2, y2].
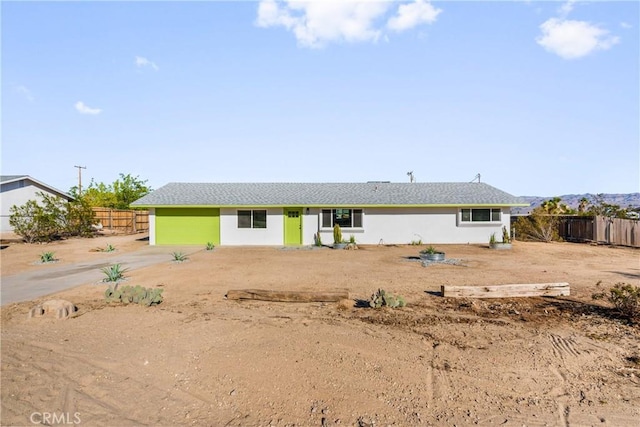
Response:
[226, 289, 350, 303]
[441, 283, 570, 298]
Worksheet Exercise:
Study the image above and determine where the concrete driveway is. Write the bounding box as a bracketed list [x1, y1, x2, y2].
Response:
[1, 245, 203, 305]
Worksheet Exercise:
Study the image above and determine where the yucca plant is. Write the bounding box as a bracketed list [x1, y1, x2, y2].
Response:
[40, 251, 56, 263]
[206, 242, 215, 251]
[104, 243, 116, 252]
[171, 251, 188, 262]
[101, 264, 128, 282]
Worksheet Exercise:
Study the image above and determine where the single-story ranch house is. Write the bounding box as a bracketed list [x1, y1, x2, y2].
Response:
[1, 175, 74, 234]
[131, 182, 528, 246]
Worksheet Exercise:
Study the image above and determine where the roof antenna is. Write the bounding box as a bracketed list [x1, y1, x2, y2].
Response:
[470, 173, 481, 183]
[407, 171, 415, 183]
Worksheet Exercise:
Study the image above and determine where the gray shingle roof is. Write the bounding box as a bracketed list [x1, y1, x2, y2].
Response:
[131, 182, 527, 207]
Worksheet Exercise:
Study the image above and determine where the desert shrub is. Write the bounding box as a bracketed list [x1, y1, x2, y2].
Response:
[514, 209, 561, 242]
[40, 251, 56, 263]
[10, 199, 60, 243]
[206, 242, 215, 251]
[105, 284, 163, 306]
[171, 252, 188, 262]
[369, 288, 406, 308]
[593, 283, 640, 321]
[101, 264, 128, 282]
[64, 196, 96, 237]
[9, 192, 96, 242]
[104, 244, 116, 252]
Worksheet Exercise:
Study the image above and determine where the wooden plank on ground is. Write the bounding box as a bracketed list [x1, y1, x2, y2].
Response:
[226, 289, 350, 302]
[441, 283, 570, 298]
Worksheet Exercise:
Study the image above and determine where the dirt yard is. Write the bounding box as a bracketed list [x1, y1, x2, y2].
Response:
[1, 234, 639, 426]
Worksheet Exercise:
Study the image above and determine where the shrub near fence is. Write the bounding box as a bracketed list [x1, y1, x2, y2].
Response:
[92, 208, 149, 234]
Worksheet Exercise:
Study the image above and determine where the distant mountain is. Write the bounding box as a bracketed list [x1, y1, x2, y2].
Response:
[511, 193, 640, 215]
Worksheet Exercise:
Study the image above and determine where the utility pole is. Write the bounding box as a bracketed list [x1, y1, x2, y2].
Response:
[74, 165, 87, 195]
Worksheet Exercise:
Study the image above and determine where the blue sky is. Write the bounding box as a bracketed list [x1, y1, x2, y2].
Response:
[2, 0, 638, 197]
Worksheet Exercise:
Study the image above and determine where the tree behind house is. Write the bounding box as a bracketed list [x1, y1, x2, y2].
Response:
[70, 173, 151, 209]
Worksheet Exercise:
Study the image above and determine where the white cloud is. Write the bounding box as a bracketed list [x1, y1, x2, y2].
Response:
[15, 85, 34, 101]
[536, 18, 619, 59]
[75, 101, 102, 115]
[620, 22, 632, 29]
[387, 0, 441, 32]
[256, 0, 441, 48]
[557, 0, 576, 18]
[135, 56, 159, 71]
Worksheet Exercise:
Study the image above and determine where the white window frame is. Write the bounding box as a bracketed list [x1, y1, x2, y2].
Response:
[458, 208, 502, 225]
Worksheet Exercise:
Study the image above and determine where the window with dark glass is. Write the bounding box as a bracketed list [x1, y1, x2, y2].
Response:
[238, 210, 251, 228]
[238, 210, 267, 229]
[321, 209, 363, 228]
[460, 208, 501, 223]
[253, 210, 267, 228]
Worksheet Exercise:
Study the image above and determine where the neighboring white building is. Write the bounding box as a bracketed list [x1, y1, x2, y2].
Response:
[131, 182, 529, 246]
[0, 175, 74, 234]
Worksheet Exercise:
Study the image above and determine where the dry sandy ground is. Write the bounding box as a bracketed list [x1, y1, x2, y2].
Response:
[1, 234, 639, 426]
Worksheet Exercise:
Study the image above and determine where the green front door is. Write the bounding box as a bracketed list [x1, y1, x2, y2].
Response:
[156, 208, 220, 245]
[284, 208, 302, 245]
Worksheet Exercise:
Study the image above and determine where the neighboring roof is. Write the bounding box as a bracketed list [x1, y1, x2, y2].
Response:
[131, 182, 528, 207]
[0, 175, 74, 201]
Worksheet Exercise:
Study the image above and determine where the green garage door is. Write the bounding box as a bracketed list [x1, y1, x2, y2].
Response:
[156, 208, 220, 245]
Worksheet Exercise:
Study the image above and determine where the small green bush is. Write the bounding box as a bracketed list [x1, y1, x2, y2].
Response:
[105, 284, 163, 306]
[171, 251, 188, 262]
[101, 264, 127, 282]
[369, 288, 406, 309]
[40, 251, 56, 263]
[420, 245, 438, 255]
[206, 242, 215, 251]
[593, 283, 640, 321]
[104, 244, 116, 252]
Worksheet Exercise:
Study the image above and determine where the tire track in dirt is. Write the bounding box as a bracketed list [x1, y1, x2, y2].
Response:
[550, 333, 582, 359]
[1, 336, 215, 426]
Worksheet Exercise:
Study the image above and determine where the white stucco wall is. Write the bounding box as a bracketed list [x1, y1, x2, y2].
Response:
[220, 208, 285, 245]
[312, 207, 511, 245]
[1, 180, 67, 233]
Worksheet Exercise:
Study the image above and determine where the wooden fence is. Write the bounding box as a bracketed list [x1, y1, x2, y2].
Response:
[559, 216, 639, 248]
[92, 208, 149, 234]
